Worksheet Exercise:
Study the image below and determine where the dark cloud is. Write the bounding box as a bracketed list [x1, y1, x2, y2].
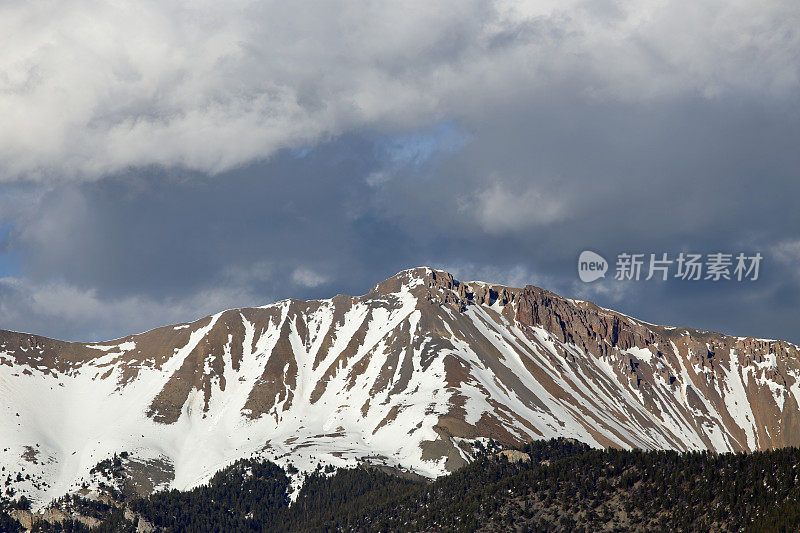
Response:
[3, 93, 800, 343]
[0, 1, 798, 342]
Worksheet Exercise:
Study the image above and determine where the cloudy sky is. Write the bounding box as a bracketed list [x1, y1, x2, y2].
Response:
[1, 0, 799, 343]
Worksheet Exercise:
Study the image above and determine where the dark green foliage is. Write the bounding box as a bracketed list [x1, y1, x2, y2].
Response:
[0, 508, 23, 532]
[15, 494, 31, 511]
[12, 438, 800, 532]
[282, 467, 422, 531]
[277, 439, 800, 532]
[129, 458, 290, 532]
[748, 486, 800, 532]
[131, 460, 419, 532]
[66, 494, 113, 519]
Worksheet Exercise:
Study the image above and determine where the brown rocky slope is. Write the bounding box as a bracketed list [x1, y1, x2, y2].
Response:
[1, 267, 799, 509]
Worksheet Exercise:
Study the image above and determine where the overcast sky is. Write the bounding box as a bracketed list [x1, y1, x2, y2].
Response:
[1, 0, 799, 343]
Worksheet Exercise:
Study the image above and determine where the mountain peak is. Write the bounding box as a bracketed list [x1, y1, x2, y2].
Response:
[3, 268, 800, 510]
[370, 266, 454, 293]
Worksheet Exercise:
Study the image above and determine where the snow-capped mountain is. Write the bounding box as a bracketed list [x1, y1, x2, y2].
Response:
[2, 267, 800, 509]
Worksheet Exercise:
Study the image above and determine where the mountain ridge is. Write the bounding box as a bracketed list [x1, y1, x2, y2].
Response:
[2, 266, 800, 510]
[0, 266, 788, 346]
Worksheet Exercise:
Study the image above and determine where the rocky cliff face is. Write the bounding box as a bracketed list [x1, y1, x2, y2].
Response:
[1, 267, 799, 509]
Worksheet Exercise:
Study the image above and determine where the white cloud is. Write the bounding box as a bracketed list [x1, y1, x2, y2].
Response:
[772, 239, 800, 262]
[222, 261, 275, 285]
[430, 261, 554, 290]
[771, 238, 800, 277]
[0, 0, 797, 181]
[365, 171, 392, 188]
[460, 181, 566, 234]
[291, 267, 328, 288]
[0, 276, 265, 341]
[571, 278, 637, 304]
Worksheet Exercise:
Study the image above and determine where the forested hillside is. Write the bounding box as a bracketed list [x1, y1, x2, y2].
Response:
[5, 438, 800, 531]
